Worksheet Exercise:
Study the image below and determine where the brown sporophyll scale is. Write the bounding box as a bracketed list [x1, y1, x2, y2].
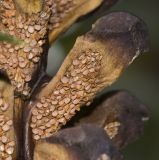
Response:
[22, 11, 150, 160]
[30, 50, 103, 140]
[0, 0, 150, 160]
[33, 124, 122, 160]
[0, 0, 116, 98]
[71, 90, 150, 149]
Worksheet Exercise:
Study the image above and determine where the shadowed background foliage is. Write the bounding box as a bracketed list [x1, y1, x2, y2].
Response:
[47, 0, 159, 159]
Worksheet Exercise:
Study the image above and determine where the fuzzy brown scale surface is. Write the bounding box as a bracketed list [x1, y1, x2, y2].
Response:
[0, 0, 53, 97]
[31, 50, 102, 140]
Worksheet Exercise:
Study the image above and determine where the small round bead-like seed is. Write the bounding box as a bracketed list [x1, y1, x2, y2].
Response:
[2, 124, 10, 131]
[28, 26, 35, 33]
[61, 77, 69, 84]
[6, 147, 14, 155]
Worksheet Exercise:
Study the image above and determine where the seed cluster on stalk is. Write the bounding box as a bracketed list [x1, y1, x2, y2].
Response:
[0, 97, 15, 160]
[0, 0, 75, 97]
[30, 50, 102, 140]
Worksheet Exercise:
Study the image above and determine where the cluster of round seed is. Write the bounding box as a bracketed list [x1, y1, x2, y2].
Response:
[0, 0, 54, 96]
[104, 122, 121, 139]
[48, 0, 75, 30]
[31, 49, 102, 140]
[0, 96, 15, 160]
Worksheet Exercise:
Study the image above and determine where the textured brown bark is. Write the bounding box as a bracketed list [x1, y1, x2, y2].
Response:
[0, 0, 150, 160]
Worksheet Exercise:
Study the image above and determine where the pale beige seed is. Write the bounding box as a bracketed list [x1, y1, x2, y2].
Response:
[1, 136, 8, 143]
[86, 101, 91, 106]
[52, 111, 58, 117]
[36, 102, 43, 108]
[51, 100, 58, 105]
[33, 57, 40, 63]
[25, 75, 31, 82]
[64, 98, 70, 104]
[8, 48, 14, 53]
[89, 68, 95, 72]
[58, 110, 65, 115]
[2, 124, 10, 131]
[0, 115, 4, 120]
[32, 128, 39, 134]
[28, 53, 34, 60]
[24, 46, 31, 53]
[61, 76, 69, 84]
[32, 109, 38, 116]
[57, 96, 62, 100]
[1, 103, 9, 111]
[0, 98, 3, 106]
[38, 110, 44, 114]
[38, 129, 44, 136]
[8, 141, 15, 147]
[19, 61, 27, 68]
[72, 99, 79, 105]
[38, 40, 43, 46]
[36, 114, 42, 120]
[32, 116, 37, 123]
[28, 26, 35, 33]
[53, 90, 59, 95]
[32, 48, 39, 53]
[43, 103, 48, 108]
[46, 122, 51, 128]
[59, 100, 64, 106]
[71, 95, 77, 100]
[49, 119, 56, 125]
[82, 59, 87, 64]
[73, 59, 79, 65]
[77, 91, 84, 96]
[71, 70, 76, 76]
[34, 135, 40, 140]
[70, 108, 76, 114]
[59, 88, 65, 94]
[85, 84, 91, 91]
[34, 25, 41, 31]
[30, 40, 37, 47]
[83, 70, 89, 75]
[18, 23, 23, 29]
[6, 120, 13, 126]
[0, 144, 5, 151]
[30, 123, 36, 128]
[6, 147, 14, 155]
[6, 156, 12, 160]
[50, 105, 55, 111]
[58, 118, 66, 123]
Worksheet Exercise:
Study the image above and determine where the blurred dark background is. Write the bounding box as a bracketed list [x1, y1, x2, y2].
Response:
[47, 0, 159, 159]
